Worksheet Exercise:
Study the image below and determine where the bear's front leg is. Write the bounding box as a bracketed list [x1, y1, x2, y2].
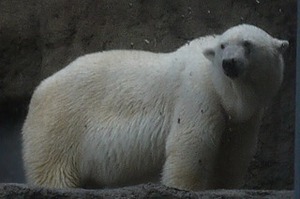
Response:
[162, 108, 225, 191]
[210, 110, 263, 189]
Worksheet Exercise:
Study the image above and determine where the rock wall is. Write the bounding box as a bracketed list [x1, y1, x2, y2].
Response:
[0, 0, 296, 190]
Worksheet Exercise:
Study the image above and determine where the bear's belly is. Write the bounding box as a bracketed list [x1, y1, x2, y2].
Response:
[79, 109, 171, 187]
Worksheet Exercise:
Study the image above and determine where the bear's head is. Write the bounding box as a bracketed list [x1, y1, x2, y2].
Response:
[204, 24, 288, 81]
[203, 24, 289, 121]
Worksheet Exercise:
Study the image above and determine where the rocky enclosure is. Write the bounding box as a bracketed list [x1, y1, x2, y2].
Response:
[0, 0, 296, 191]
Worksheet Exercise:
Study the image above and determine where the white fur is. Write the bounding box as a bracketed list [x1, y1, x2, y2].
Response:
[22, 24, 288, 190]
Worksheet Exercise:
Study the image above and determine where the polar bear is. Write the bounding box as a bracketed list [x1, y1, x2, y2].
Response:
[22, 24, 288, 190]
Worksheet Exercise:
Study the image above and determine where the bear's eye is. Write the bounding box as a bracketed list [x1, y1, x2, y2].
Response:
[243, 40, 252, 48]
[243, 40, 252, 55]
[220, 44, 225, 49]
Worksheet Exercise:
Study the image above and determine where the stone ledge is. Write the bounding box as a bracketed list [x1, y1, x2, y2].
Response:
[0, 183, 293, 199]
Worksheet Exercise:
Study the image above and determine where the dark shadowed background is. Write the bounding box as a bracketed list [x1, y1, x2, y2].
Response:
[0, 0, 296, 190]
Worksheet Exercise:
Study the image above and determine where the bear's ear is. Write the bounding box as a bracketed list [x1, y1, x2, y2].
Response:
[274, 39, 289, 54]
[203, 48, 215, 61]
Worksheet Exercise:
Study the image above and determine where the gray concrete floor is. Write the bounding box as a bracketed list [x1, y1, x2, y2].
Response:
[0, 183, 294, 199]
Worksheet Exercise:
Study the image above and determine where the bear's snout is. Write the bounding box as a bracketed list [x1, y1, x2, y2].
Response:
[222, 58, 239, 79]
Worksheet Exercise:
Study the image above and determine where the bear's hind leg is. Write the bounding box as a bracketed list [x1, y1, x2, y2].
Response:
[25, 157, 80, 188]
[24, 151, 80, 188]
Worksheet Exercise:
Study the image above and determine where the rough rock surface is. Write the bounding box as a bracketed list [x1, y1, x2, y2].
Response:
[0, 0, 296, 192]
[0, 183, 294, 199]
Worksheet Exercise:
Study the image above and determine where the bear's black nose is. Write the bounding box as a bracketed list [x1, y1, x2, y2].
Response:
[222, 58, 239, 78]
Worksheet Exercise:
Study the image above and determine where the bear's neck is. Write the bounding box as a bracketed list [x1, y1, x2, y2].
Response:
[212, 74, 264, 123]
